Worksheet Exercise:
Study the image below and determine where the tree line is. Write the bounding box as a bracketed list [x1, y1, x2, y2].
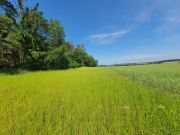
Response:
[0, 0, 98, 70]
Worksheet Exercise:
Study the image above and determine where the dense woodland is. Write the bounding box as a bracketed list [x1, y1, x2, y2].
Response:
[0, 0, 97, 70]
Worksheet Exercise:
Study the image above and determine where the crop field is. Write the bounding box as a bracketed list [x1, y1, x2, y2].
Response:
[0, 63, 180, 135]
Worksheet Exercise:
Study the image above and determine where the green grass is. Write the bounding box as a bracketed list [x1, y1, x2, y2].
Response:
[0, 63, 180, 135]
[115, 63, 180, 94]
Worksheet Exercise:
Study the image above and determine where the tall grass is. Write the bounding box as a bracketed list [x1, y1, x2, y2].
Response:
[0, 64, 179, 134]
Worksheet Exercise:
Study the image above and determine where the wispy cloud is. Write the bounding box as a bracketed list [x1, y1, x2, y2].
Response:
[166, 16, 180, 23]
[99, 53, 180, 65]
[119, 53, 180, 64]
[135, 0, 180, 31]
[136, 9, 153, 23]
[119, 54, 163, 63]
[151, 0, 180, 34]
[87, 30, 129, 44]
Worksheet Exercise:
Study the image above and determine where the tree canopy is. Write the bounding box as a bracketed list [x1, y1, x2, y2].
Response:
[0, 1, 97, 70]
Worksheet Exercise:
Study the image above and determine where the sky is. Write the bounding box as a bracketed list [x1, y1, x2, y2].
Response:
[19, 0, 180, 64]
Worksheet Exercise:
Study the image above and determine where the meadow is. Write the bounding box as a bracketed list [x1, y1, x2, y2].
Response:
[116, 62, 180, 94]
[0, 63, 180, 135]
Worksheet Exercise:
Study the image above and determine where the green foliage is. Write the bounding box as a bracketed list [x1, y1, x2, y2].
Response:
[0, 14, 23, 67]
[0, 0, 18, 20]
[45, 45, 69, 69]
[25, 51, 47, 69]
[85, 55, 98, 67]
[21, 4, 49, 51]
[0, 1, 97, 70]
[69, 44, 97, 67]
[0, 14, 14, 35]
[48, 19, 65, 48]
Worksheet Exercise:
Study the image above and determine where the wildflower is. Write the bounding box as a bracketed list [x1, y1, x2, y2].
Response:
[121, 106, 130, 110]
[157, 105, 165, 110]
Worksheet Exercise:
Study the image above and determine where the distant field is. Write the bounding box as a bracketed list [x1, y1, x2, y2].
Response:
[0, 63, 180, 134]
[116, 63, 180, 94]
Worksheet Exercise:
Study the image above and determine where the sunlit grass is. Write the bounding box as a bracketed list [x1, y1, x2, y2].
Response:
[0, 64, 180, 134]
[116, 63, 180, 94]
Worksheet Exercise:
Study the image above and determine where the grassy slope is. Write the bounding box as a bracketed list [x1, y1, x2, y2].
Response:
[115, 63, 180, 94]
[0, 64, 180, 135]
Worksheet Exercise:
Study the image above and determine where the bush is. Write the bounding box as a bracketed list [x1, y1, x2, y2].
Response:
[45, 45, 69, 69]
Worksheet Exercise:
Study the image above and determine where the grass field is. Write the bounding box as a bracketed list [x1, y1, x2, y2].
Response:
[0, 63, 180, 135]
[116, 63, 180, 94]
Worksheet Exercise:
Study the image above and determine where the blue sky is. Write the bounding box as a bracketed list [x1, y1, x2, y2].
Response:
[22, 0, 180, 64]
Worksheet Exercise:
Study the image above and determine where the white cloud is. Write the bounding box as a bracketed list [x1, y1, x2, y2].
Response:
[87, 30, 129, 44]
[166, 16, 180, 23]
[136, 9, 152, 22]
[134, 0, 180, 30]
[151, 0, 180, 34]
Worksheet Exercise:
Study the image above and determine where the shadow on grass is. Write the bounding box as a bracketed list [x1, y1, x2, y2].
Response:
[0, 67, 74, 75]
[0, 68, 24, 75]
